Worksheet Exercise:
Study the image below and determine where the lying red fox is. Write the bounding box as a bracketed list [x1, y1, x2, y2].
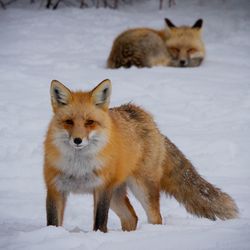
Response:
[107, 18, 205, 68]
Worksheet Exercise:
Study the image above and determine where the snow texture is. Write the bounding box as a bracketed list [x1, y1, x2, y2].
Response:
[0, 0, 250, 249]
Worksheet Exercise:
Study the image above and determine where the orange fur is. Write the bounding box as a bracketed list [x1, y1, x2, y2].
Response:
[44, 79, 238, 232]
[107, 18, 205, 68]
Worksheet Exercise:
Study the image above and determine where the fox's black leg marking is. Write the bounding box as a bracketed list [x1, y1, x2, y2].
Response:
[93, 190, 112, 232]
[46, 195, 58, 226]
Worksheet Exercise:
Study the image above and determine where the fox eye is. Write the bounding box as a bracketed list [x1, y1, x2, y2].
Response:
[85, 120, 95, 126]
[170, 47, 180, 54]
[188, 48, 197, 54]
[64, 119, 73, 125]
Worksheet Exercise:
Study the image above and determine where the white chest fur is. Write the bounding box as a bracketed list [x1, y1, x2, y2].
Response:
[54, 145, 103, 194]
[55, 172, 102, 194]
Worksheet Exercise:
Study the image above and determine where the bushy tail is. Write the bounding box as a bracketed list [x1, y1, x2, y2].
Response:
[107, 54, 141, 69]
[107, 56, 117, 69]
[107, 43, 145, 69]
[161, 136, 239, 220]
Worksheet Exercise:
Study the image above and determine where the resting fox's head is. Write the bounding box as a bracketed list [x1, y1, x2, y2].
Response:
[164, 18, 205, 67]
[50, 79, 112, 154]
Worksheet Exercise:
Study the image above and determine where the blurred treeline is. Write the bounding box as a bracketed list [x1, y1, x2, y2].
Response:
[0, 0, 176, 10]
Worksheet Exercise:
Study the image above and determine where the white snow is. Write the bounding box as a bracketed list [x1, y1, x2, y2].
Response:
[0, 0, 250, 249]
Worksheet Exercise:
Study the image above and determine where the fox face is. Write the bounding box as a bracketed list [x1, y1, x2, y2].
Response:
[165, 19, 205, 67]
[50, 80, 112, 157]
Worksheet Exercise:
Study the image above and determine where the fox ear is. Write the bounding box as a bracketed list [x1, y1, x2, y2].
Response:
[50, 80, 72, 111]
[91, 79, 112, 110]
[192, 19, 203, 29]
[165, 18, 176, 29]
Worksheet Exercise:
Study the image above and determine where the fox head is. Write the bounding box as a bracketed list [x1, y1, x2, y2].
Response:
[50, 79, 112, 155]
[164, 18, 205, 67]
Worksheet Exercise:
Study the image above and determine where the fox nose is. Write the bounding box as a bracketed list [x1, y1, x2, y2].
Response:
[180, 60, 187, 67]
[73, 137, 82, 145]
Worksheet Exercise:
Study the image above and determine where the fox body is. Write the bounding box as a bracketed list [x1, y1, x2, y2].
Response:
[44, 79, 238, 232]
[107, 18, 205, 68]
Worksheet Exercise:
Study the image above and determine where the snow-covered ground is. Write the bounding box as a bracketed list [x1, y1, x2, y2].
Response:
[0, 0, 250, 249]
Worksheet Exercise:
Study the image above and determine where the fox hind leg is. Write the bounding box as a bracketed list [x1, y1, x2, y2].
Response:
[110, 184, 138, 231]
[128, 177, 162, 224]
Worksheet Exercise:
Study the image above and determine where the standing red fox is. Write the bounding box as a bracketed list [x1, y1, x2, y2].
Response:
[44, 79, 238, 232]
[107, 18, 205, 68]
